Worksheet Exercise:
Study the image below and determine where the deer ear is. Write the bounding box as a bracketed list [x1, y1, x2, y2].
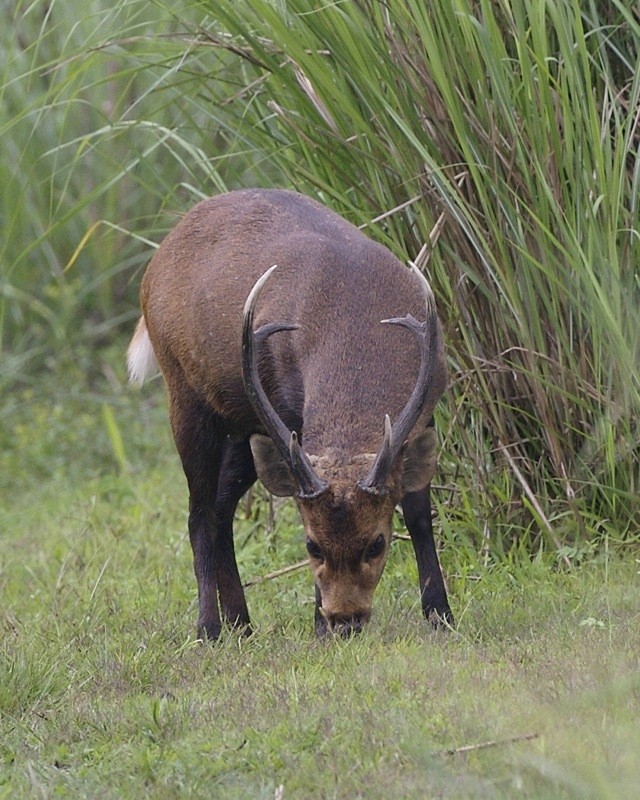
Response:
[249, 434, 297, 497]
[401, 427, 438, 493]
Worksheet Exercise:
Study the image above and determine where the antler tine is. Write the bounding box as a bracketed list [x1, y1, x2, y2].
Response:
[242, 265, 328, 499]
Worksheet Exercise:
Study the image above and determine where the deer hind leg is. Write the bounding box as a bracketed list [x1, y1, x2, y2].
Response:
[169, 387, 226, 641]
[214, 438, 257, 632]
[401, 485, 453, 628]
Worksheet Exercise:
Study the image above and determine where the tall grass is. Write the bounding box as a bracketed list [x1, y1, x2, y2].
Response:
[2, 0, 638, 546]
[0, 0, 238, 384]
[193, 0, 640, 541]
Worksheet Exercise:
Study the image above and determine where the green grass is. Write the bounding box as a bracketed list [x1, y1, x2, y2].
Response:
[197, 0, 640, 538]
[1, 354, 639, 798]
[1, 3, 639, 794]
[0, 0, 238, 385]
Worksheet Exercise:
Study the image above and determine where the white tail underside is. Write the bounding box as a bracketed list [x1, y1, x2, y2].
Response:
[126, 317, 159, 385]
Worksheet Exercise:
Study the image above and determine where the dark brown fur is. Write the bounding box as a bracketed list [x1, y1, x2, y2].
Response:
[130, 189, 452, 638]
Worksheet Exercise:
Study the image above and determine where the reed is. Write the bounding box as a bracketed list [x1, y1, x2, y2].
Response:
[199, 0, 640, 542]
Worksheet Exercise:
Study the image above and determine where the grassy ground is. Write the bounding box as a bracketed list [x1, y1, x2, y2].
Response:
[2, 3, 638, 796]
[1, 354, 639, 799]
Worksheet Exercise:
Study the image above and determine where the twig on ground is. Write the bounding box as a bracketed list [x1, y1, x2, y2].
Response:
[438, 731, 540, 756]
[243, 559, 309, 588]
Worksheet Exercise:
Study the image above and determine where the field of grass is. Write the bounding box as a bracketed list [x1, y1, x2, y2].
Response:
[1, 359, 639, 798]
[2, 1, 640, 796]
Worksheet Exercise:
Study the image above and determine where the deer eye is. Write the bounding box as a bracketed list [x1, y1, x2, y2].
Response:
[306, 537, 324, 561]
[366, 534, 386, 560]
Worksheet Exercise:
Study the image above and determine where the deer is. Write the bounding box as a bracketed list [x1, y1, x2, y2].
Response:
[127, 188, 453, 639]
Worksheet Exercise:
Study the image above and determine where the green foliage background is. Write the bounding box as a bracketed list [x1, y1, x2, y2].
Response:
[2, 0, 639, 548]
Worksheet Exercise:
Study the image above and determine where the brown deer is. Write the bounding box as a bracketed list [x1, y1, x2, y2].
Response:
[127, 188, 452, 638]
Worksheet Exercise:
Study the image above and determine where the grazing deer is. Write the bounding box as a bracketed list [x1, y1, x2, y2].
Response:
[127, 189, 452, 638]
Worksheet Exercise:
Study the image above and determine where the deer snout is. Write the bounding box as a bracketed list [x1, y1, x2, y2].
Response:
[323, 609, 371, 638]
[313, 569, 377, 637]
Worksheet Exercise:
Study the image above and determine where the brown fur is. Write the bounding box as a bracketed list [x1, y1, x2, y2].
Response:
[131, 188, 453, 638]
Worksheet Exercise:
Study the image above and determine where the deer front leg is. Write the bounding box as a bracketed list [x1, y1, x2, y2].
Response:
[401, 486, 453, 628]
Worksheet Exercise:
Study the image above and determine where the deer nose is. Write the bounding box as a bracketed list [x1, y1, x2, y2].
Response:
[325, 612, 369, 637]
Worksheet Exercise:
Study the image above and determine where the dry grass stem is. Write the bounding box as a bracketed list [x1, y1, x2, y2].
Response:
[497, 440, 570, 566]
[243, 558, 309, 588]
[439, 731, 540, 757]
